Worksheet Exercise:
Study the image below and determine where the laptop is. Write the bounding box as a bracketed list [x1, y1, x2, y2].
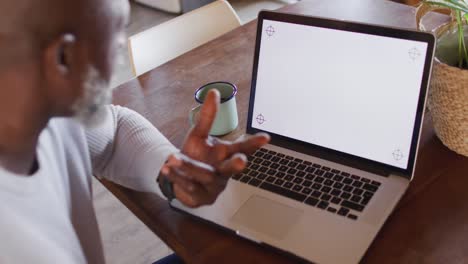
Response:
[172, 11, 435, 264]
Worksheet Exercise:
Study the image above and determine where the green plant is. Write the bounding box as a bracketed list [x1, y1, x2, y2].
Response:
[423, 0, 468, 68]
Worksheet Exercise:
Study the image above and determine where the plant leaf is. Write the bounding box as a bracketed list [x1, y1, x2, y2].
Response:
[446, 0, 468, 11]
[456, 10, 466, 67]
[423, 0, 468, 67]
[424, 0, 468, 12]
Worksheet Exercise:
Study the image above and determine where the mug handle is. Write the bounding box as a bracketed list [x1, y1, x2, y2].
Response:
[189, 105, 202, 126]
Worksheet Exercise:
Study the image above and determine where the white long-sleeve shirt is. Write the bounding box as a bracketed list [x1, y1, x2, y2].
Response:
[0, 105, 178, 263]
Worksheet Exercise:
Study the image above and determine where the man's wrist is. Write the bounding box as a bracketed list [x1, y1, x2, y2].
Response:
[158, 173, 175, 202]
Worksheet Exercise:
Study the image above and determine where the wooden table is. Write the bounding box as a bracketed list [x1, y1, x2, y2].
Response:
[104, 0, 468, 263]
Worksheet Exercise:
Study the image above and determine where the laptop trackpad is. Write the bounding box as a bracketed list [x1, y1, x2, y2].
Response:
[231, 195, 303, 240]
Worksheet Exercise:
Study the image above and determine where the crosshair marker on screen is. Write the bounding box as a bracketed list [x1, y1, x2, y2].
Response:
[256, 114, 266, 125]
[266, 25, 275, 37]
[392, 149, 404, 161]
[408, 47, 421, 61]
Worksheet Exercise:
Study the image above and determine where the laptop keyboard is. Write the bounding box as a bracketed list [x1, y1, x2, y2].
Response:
[232, 148, 382, 221]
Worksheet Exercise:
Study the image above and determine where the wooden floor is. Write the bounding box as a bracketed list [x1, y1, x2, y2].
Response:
[96, 1, 297, 263]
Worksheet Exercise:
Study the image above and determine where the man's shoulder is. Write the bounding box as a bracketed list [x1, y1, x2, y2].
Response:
[45, 118, 85, 140]
[41, 118, 88, 151]
[47, 117, 84, 132]
[39, 118, 92, 178]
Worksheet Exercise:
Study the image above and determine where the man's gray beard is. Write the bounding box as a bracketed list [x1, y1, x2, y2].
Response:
[71, 66, 114, 128]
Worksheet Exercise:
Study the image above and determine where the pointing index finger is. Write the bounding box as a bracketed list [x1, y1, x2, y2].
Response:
[191, 89, 220, 138]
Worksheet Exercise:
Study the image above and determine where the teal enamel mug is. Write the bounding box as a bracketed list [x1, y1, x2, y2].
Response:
[190, 82, 239, 136]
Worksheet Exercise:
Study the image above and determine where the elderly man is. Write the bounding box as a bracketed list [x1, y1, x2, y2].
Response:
[0, 0, 269, 263]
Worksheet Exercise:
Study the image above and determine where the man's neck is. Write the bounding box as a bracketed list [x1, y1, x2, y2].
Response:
[0, 148, 38, 175]
[0, 115, 49, 176]
[0, 67, 51, 175]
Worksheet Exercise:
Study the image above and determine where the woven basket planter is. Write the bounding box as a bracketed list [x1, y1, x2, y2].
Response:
[417, 4, 468, 157]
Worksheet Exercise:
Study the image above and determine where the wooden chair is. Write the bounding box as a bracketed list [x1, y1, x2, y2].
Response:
[128, 0, 241, 76]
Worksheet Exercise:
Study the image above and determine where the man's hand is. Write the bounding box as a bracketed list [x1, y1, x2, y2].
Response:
[160, 90, 270, 207]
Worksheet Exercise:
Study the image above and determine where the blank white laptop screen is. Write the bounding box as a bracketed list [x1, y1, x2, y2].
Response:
[251, 20, 429, 169]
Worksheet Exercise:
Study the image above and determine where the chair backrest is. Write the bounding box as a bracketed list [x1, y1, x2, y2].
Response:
[128, 0, 241, 76]
[134, 0, 182, 14]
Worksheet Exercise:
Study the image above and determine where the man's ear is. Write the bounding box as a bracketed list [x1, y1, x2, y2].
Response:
[42, 33, 80, 116]
[44, 33, 76, 77]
